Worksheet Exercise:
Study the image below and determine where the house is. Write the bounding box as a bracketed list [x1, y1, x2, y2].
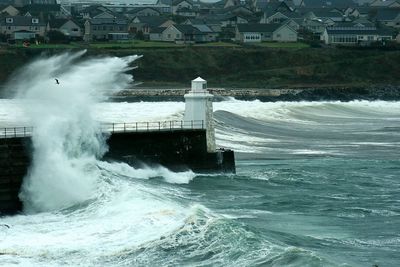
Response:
[129, 16, 175, 36]
[212, 13, 249, 26]
[235, 23, 298, 42]
[352, 17, 375, 27]
[260, 10, 302, 24]
[172, 0, 194, 15]
[125, 7, 161, 19]
[302, 9, 345, 23]
[161, 24, 206, 43]
[370, 0, 400, 8]
[1, 5, 19, 16]
[192, 24, 218, 41]
[184, 17, 223, 34]
[175, 6, 198, 17]
[149, 27, 166, 41]
[298, 0, 356, 9]
[0, 16, 47, 40]
[49, 18, 82, 40]
[84, 17, 129, 41]
[375, 8, 400, 28]
[80, 5, 115, 19]
[258, 0, 294, 12]
[321, 26, 393, 45]
[302, 18, 330, 35]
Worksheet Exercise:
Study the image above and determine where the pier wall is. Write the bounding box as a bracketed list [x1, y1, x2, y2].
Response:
[104, 129, 235, 173]
[0, 129, 235, 214]
[0, 137, 31, 214]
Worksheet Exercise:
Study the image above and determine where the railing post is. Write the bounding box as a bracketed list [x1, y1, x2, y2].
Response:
[24, 127, 26, 136]
[147, 122, 149, 131]
[124, 123, 126, 132]
[159, 121, 160, 131]
[112, 123, 115, 133]
[170, 121, 172, 130]
[191, 120, 193, 129]
[181, 120, 183, 129]
[14, 127, 16, 138]
[136, 122, 138, 132]
[202, 120, 204, 129]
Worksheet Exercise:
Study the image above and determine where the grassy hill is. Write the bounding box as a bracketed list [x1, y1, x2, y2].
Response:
[1, 44, 400, 89]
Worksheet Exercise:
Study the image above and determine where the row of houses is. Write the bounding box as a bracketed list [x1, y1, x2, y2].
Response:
[1, 0, 400, 45]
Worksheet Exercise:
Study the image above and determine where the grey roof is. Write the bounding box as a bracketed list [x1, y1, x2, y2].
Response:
[150, 26, 166, 33]
[90, 17, 127, 25]
[237, 23, 283, 33]
[49, 18, 79, 28]
[326, 26, 394, 35]
[0, 16, 45, 26]
[193, 24, 214, 33]
[176, 6, 197, 12]
[126, 7, 161, 14]
[375, 8, 400, 21]
[174, 24, 204, 34]
[132, 16, 170, 27]
[172, 0, 193, 6]
[184, 18, 205, 24]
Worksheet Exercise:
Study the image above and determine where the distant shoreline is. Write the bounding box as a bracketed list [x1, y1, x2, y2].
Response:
[114, 85, 400, 102]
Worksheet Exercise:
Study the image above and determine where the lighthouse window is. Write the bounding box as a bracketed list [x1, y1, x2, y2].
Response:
[202, 83, 206, 89]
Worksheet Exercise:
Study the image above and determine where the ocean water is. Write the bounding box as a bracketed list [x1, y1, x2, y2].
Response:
[0, 53, 399, 266]
[0, 99, 399, 267]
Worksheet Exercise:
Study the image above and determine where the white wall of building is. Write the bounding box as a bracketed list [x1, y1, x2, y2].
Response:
[273, 26, 297, 42]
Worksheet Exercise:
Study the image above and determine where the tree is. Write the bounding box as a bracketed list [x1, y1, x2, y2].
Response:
[47, 30, 69, 44]
[135, 30, 145, 40]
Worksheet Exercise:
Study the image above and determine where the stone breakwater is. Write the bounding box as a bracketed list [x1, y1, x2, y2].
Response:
[115, 86, 400, 101]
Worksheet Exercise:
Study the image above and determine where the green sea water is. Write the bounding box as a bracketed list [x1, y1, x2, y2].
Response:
[0, 99, 399, 267]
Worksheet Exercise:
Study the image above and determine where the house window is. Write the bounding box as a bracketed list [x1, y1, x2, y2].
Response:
[103, 26, 107, 30]
[168, 34, 171, 38]
[176, 34, 180, 38]
[93, 26, 97, 30]
[7, 26, 11, 30]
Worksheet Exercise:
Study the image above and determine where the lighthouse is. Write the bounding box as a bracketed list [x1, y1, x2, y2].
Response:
[184, 77, 216, 153]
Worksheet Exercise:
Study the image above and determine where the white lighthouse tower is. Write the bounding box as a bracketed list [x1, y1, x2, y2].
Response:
[184, 77, 216, 152]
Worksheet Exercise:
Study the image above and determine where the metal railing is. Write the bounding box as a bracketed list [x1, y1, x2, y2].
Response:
[0, 120, 204, 139]
[0, 126, 34, 139]
[102, 120, 204, 133]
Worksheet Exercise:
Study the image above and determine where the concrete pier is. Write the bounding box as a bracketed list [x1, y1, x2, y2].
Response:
[0, 124, 235, 215]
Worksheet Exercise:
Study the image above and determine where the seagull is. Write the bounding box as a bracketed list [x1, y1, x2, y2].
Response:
[1, 224, 10, 228]
[55, 78, 59, 85]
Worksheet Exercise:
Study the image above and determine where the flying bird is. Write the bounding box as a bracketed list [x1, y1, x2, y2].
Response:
[55, 78, 59, 85]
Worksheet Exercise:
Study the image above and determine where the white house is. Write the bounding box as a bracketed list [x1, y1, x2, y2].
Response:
[236, 23, 298, 43]
[321, 26, 394, 45]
